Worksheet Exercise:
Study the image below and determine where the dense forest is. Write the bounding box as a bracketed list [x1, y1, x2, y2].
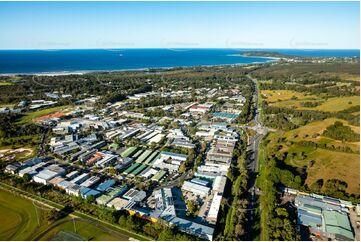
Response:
[0, 66, 251, 105]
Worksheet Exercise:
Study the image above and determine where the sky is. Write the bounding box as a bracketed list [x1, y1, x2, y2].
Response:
[0, 1, 359, 50]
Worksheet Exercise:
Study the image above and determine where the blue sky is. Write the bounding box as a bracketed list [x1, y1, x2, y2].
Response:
[0, 1, 359, 49]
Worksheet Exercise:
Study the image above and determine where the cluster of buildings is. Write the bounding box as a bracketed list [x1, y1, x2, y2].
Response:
[281, 188, 357, 241]
[2, 86, 252, 240]
[29, 99, 58, 110]
[120, 147, 187, 179]
[5, 156, 149, 210]
[166, 128, 195, 149]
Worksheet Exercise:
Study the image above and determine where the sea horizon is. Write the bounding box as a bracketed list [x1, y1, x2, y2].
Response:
[0, 48, 359, 75]
[0, 47, 360, 50]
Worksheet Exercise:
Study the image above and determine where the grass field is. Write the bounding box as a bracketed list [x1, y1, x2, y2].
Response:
[261, 90, 318, 103]
[261, 88, 360, 195]
[339, 74, 360, 82]
[39, 220, 129, 241]
[0, 189, 47, 240]
[302, 148, 359, 194]
[17, 105, 71, 125]
[0, 103, 15, 108]
[262, 89, 359, 112]
[0, 82, 12, 86]
[284, 118, 360, 152]
[0, 189, 130, 241]
[305, 96, 360, 112]
[266, 124, 360, 194]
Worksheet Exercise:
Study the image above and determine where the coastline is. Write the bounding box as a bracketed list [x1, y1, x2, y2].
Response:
[227, 54, 281, 60]
[0, 59, 278, 76]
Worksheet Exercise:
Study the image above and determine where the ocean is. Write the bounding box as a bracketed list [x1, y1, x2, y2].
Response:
[0, 48, 359, 74]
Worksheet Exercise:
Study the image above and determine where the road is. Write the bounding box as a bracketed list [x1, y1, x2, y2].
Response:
[244, 74, 268, 240]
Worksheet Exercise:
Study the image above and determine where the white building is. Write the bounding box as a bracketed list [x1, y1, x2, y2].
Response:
[71, 173, 90, 185]
[212, 175, 227, 193]
[80, 176, 100, 188]
[32, 165, 66, 185]
[181, 181, 210, 197]
[207, 194, 223, 223]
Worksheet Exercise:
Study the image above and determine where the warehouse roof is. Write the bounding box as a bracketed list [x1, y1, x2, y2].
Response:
[160, 151, 187, 160]
[207, 194, 222, 219]
[161, 214, 214, 241]
[151, 170, 167, 182]
[323, 210, 354, 240]
[107, 197, 131, 210]
[121, 147, 137, 158]
[297, 208, 323, 228]
[123, 162, 140, 174]
[95, 179, 115, 192]
[131, 164, 148, 176]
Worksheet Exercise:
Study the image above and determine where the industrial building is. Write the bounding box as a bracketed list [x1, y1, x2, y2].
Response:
[206, 194, 223, 224]
[32, 164, 66, 185]
[295, 194, 354, 240]
[181, 180, 210, 197]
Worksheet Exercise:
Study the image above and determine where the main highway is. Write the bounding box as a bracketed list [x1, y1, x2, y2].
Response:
[243, 74, 268, 240]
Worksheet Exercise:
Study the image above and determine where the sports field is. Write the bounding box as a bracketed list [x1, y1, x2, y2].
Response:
[0, 189, 46, 240]
[0, 189, 129, 241]
[16, 105, 71, 125]
[38, 220, 129, 241]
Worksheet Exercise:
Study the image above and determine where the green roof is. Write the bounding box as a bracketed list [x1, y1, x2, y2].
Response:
[132, 149, 144, 159]
[107, 185, 127, 197]
[121, 146, 137, 158]
[148, 154, 161, 165]
[97, 194, 112, 203]
[136, 149, 152, 163]
[144, 151, 159, 164]
[123, 162, 140, 174]
[131, 164, 148, 176]
[323, 210, 354, 240]
[303, 204, 322, 215]
[151, 170, 166, 181]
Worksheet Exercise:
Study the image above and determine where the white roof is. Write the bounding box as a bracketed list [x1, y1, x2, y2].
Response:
[207, 194, 222, 219]
[212, 175, 227, 192]
[182, 181, 210, 194]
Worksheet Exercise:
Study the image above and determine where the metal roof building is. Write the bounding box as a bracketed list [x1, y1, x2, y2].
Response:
[71, 173, 90, 185]
[190, 178, 209, 187]
[144, 151, 159, 165]
[207, 194, 223, 224]
[32, 165, 66, 185]
[151, 170, 167, 182]
[80, 187, 102, 199]
[57, 180, 73, 190]
[181, 181, 210, 197]
[121, 147, 138, 158]
[212, 175, 227, 193]
[297, 208, 323, 229]
[66, 170, 79, 180]
[80, 176, 100, 188]
[161, 214, 214, 241]
[295, 194, 354, 240]
[160, 151, 187, 161]
[130, 164, 148, 177]
[123, 162, 141, 175]
[95, 179, 116, 192]
[136, 149, 153, 163]
[323, 210, 354, 240]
